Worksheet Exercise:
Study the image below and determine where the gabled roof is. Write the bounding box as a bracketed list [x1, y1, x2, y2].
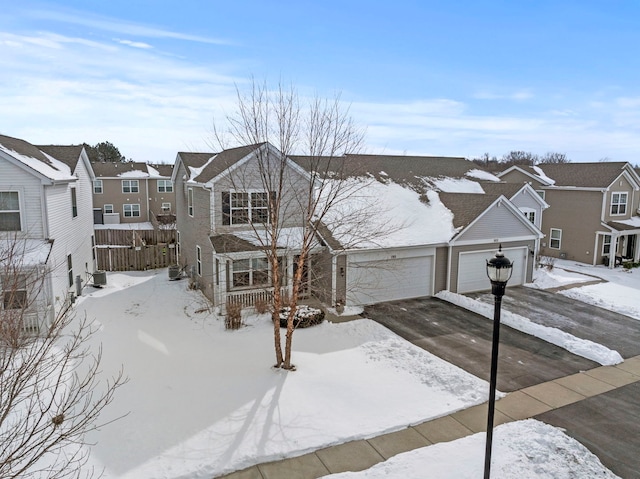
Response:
[181, 144, 265, 183]
[438, 193, 499, 230]
[37, 145, 85, 170]
[503, 162, 637, 188]
[91, 161, 165, 178]
[0, 134, 75, 182]
[478, 182, 524, 198]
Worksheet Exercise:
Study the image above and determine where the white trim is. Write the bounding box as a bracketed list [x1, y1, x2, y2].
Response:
[549, 228, 562, 249]
[610, 191, 629, 216]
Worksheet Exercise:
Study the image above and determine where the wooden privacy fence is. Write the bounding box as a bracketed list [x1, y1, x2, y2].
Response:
[94, 228, 175, 247]
[96, 244, 178, 271]
[94, 227, 178, 271]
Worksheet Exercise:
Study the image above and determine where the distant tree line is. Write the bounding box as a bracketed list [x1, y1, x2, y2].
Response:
[83, 141, 130, 163]
[472, 151, 570, 171]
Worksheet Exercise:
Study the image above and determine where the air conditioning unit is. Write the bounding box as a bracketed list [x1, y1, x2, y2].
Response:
[93, 270, 107, 287]
[168, 264, 182, 280]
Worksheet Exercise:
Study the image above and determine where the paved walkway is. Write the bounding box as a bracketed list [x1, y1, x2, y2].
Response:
[217, 356, 640, 479]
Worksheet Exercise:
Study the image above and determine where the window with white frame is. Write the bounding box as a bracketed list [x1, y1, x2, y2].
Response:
[157, 180, 173, 193]
[603, 234, 612, 255]
[232, 257, 269, 288]
[122, 179, 139, 193]
[222, 191, 273, 225]
[520, 208, 535, 224]
[187, 188, 194, 217]
[196, 245, 202, 276]
[94, 179, 103, 194]
[103, 204, 114, 214]
[550, 228, 562, 249]
[0, 191, 21, 231]
[123, 204, 140, 217]
[536, 190, 545, 200]
[611, 192, 628, 215]
[1, 274, 27, 310]
[161, 202, 171, 213]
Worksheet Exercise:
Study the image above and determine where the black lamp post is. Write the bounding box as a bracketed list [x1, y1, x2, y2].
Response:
[483, 245, 513, 479]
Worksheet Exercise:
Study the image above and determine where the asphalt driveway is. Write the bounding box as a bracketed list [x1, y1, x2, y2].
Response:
[467, 286, 640, 359]
[364, 297, 598, 392]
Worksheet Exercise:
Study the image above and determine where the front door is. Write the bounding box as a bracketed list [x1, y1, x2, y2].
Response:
[626, 234, 637, 260]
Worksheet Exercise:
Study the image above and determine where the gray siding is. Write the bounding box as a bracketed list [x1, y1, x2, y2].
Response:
[0, 160, 46, 238]
[434, 246, 448, 293]
[456, 201, 535, 243]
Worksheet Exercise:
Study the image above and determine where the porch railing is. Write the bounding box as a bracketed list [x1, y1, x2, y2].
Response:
[226, 287, 290, 310]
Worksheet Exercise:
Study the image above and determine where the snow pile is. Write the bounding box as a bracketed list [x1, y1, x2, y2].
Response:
[465, 168, 501, 182]
[321, 178, 456, 248]
[430, 177, 484, 193]
[436, 291, 623, 366]
[561, 282, 640, 320]
[532, 165, 556, 185]
[0, 144, 75, 181]
[528, 265, 595, 289]
[321, 419, 620, 479]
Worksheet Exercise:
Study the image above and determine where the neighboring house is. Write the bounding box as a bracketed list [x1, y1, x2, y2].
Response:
[289, 154, 544, 306]
[173, 144, 543, 310]
[497, 162, 640, 267]
[0, 134, 95, 328]
[91, 162, 175, 226]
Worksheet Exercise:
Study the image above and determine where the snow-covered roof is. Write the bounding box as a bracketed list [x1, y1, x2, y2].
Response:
[0, 239, 53, 266]
[0, 134, 75, 182]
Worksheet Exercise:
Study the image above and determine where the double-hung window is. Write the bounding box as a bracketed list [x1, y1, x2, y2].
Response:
[222, 191, 273, 225]
[0, 192, 21, 231]
[94, 180, 103, 194]
[232, 258, 269, 288]
[550, 228, 562, 249]
[104, 204, 114, 214]
[1, 274, 27, 310]
[122, 179, 139, 193]
[161, 202, 171, 213]
[157, 180, 173, 193]
[611, 192, 628, 215]
[187, 188, 194, 217]
[196, 246, 202, 276]
[520, 208, 535, 224]
[123, 204, 140, 217]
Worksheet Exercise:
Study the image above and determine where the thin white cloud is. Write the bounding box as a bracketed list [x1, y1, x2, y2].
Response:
[116, 39, 153, 49]
[28, 8, 233, 45]
[473, 89, 533, 101]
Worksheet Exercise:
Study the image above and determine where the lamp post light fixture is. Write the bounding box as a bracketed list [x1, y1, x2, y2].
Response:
[483, 245, 513, 479]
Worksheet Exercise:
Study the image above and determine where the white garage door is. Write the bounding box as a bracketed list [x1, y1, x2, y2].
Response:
[457, 247, 527, 294]
[346, 255, 433, 306]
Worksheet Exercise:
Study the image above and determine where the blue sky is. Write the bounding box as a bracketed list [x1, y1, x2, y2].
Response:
[2, 1, 640, 164]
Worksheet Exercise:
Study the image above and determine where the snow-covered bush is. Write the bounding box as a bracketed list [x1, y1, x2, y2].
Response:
[279, 305, 325, 328]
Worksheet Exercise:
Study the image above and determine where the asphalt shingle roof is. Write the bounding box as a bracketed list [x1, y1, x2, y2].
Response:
[0, 134, 58, 166]
[438, 192, 499, 230]
[524, 162, 630, 188]
[37, 145, 84, 170]
[91, 162, 148, 178]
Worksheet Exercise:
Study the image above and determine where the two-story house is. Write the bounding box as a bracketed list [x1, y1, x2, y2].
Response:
[172, 143, 321, 308]
[0, 134, 95, 328]
[91, 162, 175, 226]
[173, 144, 543, 310]
[497, 162, 640, 267]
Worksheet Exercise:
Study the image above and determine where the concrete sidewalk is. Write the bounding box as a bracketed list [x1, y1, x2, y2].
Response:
[217, 356, 640, 479]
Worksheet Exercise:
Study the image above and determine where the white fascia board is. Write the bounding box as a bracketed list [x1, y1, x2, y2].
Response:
[515, 183, 549, 209]
[210, 144, 267, 184]
[451, 235, 540, 247]
[338, 243, 443, 256]
[611, 170, 640, 190]
[547, 186, 606, 192]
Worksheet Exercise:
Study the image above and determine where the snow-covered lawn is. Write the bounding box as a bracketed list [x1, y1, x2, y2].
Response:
[70, 259, 637, 478]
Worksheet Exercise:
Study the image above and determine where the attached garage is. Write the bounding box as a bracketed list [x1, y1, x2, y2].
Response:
[345, 250, 434, 306]
[457, 246, 528, 294]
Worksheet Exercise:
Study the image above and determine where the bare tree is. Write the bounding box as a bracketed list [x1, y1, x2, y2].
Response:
[0, 237, 126, 478]
[212, 80, 377, 370]
[539, 152, 570, 164]
[500, 150, 539, 166]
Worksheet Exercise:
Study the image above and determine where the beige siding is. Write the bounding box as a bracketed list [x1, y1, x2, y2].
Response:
[148, 177, 176, 218]
[604, 175, 636, 222]
[539, 189, 603, 264]
[434, 246, 449, 293]
[500, 170, 546, 190]
[93, 177, 151, 223]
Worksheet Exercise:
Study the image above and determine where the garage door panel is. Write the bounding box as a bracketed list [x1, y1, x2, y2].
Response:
[457, 247, 527, 294]
[346, 256, 432, 306]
